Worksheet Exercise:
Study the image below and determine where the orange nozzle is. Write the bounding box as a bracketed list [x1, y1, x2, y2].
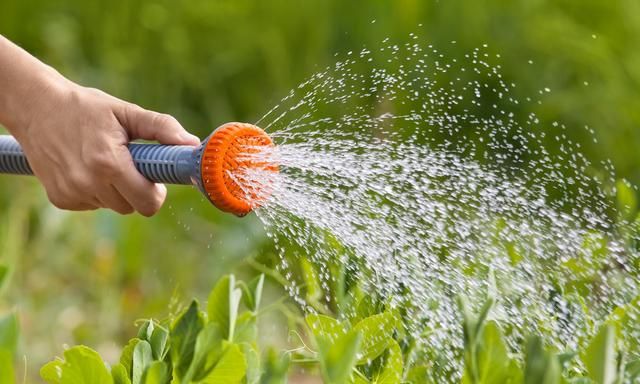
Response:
[200, 122, 277, 216]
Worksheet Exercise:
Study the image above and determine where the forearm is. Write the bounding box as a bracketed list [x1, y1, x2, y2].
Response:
[0, 34, 70, 137]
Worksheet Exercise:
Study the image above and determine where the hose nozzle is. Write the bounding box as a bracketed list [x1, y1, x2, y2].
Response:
[199, 122, 277, 216]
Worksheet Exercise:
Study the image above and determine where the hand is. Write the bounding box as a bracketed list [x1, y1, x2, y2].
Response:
[0, 35, 200, 216]
[14, 81, 201, 216]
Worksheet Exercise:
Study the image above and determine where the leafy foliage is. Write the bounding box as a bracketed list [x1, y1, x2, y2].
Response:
[41, 275, 262, 384]
[29, 262, 640, 384]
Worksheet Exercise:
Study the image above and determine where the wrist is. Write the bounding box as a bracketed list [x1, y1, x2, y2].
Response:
[13, 68, 74, 140]
[0, 35, 73, 139]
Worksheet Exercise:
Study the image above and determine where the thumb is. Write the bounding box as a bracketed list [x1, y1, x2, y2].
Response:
[115, 103, 200, 146]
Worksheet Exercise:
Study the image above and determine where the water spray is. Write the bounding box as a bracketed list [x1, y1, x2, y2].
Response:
[0, 122, 277, 216]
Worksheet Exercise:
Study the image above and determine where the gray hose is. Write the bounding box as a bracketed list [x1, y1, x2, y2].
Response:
[0, 135, 31, 175]
[0, 135, 198, 185]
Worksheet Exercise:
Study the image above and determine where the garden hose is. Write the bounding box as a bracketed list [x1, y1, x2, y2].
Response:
[0, 122, 276, 216]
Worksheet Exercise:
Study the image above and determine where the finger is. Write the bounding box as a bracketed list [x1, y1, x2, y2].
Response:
[47, 194, 98, 211]
[96, 185, 134, 215]
[114, 103, 200, 146]
[67, 204, 99, 211]
[47, 193, 99, 211]
[113, 160, 167, 217]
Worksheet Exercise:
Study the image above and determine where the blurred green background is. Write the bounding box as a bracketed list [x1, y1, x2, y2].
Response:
[0, 0, 639, 380]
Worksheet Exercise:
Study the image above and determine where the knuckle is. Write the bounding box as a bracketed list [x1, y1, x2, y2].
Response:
[68, 171, 93, 193]
[87, 150, 122, 179]
[124, 103, 143, 120]
[152, 113, 178, 128]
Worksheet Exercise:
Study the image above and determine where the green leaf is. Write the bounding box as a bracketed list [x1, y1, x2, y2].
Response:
[405, 365, 429, 384]
[184, 323, 224, 382]
[0, 315, 16, 384]
[616, 179, 637, 219]
[301, 257, 323, 309]
[63, 347, 112, 383]
[137, 320, 154, 342]
[229, 287, 242, 341]
[233, 311, 258, 344]
[260, 348, 290, 384]
[0, 312, 18, 351]
[584, 324, 617, 384]
[473, 321, 512, 384]
[40, 360, 63, 383]
[375, 339, 403, 384]
[0, 264, 8, 289]
[242, 343, 261, 384]
[349, 373, 370, 384]
[0, 348, 15, 384]
[46, 345, 113, 384]
[111, 364, 132, 384]
[119, 338, 141, 377]
[170, 300, 204, 379]
[241, 274, 266, 313]
[200, 343, 247, 384]
[207, 275, 242, 341]
[251, 274, 265, 312]
[317, 330, 361, 384]
[352, 312, 394, 364]
[355, 295, 378, 323]
[149, 326, 169, 360]
[458, 296, 494, 350]
[473, 299, 494, 342]
[506, 359, 524, 383]
[306, 313, 346, 342]
[141, 361, 169, 384]
[132, 341, 153, 384]
[524, 337, 561, 384]
[207, 275, 231, 335]
[557, 352, 577, 368]
[626, 359, 640, 380]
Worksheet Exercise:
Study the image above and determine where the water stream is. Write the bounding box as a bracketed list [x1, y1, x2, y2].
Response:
[232, 38, 638, 376]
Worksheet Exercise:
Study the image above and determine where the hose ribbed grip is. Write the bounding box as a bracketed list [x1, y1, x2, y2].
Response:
[0, 136, 33, 175]
[128, 143, 195, 184]
[0, 135, 196, 185]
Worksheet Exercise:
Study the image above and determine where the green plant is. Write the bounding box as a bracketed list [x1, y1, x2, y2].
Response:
[32, 184, 640, 383]
[0, 311, 18, 383]
[41, 274, 267, 384]
[37, 265, 640, 384]
[0, 260, 18, 384]
[457, 297, 640, 384]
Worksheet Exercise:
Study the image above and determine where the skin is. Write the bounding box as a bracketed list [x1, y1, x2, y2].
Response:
[0, 35, 200, 216]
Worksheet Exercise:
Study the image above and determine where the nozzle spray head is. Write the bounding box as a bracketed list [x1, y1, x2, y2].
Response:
[195, 122, 277, 216]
